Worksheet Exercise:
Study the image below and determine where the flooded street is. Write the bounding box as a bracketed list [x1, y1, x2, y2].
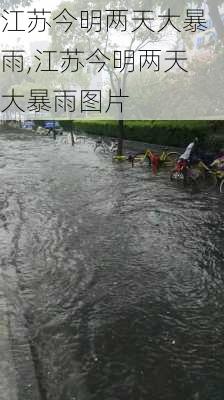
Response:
[0, 130, 224, 400]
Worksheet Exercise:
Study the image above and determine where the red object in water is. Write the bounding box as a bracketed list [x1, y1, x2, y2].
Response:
[147, 152, 160, 175]
[175, 159, 188, 172]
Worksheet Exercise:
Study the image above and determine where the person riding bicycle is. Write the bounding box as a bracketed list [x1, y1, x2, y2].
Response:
[172, 137, 204, 182]
[174, 137, 200, 172]
[182, 137, 200, 164]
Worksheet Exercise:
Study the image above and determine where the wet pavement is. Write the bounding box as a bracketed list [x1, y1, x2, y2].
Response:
[0, 130, 224, 400]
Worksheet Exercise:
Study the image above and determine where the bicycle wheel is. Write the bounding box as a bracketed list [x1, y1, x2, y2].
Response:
[132, 153, 148, 166]
[165, 152, 181, 165]
[219, 179, 224, 193]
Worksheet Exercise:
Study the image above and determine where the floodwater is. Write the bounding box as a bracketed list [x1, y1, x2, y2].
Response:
[0, 130, 224, 400]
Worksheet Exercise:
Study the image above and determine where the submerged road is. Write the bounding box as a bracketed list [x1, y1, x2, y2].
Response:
[0, 130, 224, 400]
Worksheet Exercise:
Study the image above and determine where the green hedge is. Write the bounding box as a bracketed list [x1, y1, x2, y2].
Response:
[34, 119, 224, 150]
[74, 120, 213, 148]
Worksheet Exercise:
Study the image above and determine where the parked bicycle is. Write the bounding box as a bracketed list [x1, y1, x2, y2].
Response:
[94, 138, 118, 153]
[113, 149, 180, 170]
[134, 149, 180, 171]
[170, 160, 224, 193]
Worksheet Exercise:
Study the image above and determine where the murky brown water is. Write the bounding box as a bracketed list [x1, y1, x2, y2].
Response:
[0, 130, 224, 400]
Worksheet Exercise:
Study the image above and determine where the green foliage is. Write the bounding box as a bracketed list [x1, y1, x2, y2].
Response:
[74, 120, 218, 148]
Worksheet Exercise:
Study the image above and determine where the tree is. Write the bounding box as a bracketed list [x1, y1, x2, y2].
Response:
[49, 0, 167, 154]
[2, 0, 224, 133]
[158, 0, 224, 40]
[49, 0, 224, 153]
[207, 0, 224, 40]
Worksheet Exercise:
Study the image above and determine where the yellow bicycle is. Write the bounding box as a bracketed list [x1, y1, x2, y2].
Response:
[133, 149, 180, 167]
[171, 160, 224, 193]
[113, 149, 180, 169]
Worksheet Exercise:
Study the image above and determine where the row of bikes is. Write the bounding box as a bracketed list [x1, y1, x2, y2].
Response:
[110, 144, 224, 194]
[53, 132, 224, 194]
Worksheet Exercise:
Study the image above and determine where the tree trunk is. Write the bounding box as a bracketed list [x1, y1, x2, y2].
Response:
[117, 119, 124, 156]
[207, 0, 224, 40]
[70, 120, 75, 146]
[70, 130, 75, 146]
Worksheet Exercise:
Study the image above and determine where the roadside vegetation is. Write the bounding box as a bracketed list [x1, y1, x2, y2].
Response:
[62, 120, 224, 151]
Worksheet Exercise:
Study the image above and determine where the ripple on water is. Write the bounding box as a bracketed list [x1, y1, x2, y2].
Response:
[1, 132, 224, 400]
